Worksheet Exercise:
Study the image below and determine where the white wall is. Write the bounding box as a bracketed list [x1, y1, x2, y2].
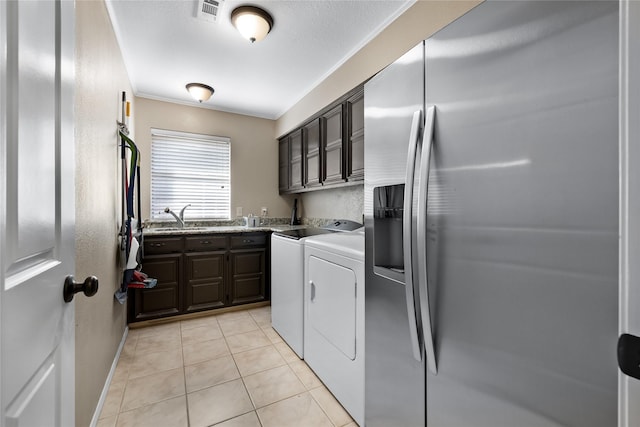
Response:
[75, 1, 131, 426]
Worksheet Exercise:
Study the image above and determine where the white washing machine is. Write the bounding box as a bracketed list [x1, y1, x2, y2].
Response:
[271, 221, 361, 358]
[303, 229, 364, 426]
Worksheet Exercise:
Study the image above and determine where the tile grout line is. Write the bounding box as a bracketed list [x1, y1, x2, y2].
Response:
[180, 320, 191, 427]
[224, 316, 264, 427]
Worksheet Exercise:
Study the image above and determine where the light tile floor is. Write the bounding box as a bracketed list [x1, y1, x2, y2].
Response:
[97, 306, 358, 427]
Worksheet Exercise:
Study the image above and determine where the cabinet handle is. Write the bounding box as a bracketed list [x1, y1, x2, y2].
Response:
[200, 241, 210, 244]
[243, 239, 253, 243]
[151, 243, 165, 247]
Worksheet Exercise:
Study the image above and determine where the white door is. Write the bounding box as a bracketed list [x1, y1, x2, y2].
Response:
[620, 1, 640, 426]
[1, 1, 77, 426]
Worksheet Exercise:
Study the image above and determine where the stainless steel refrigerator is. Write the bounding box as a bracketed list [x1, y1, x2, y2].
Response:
[364, 2, 619, 426]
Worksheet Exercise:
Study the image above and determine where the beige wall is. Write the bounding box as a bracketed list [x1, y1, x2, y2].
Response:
[134, 97, 292, 221]
[75, 1, 132, 426]
[276, 0, 481, 138]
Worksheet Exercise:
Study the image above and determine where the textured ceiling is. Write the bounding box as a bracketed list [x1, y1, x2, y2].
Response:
[106, 0, 414, 119]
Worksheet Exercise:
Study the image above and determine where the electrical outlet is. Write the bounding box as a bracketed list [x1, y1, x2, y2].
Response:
[261, 207, 268, 217]
[236, 207, 243, 217]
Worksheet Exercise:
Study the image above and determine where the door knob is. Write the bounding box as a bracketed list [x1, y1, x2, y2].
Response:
[63, 275, 99, 303]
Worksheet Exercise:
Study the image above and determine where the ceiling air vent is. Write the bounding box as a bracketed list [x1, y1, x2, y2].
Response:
[196, 0, 224, 23]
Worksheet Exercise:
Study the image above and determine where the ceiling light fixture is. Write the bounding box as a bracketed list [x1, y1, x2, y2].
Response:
[231, 6, 273, 43]
[185, 83, 214, 103]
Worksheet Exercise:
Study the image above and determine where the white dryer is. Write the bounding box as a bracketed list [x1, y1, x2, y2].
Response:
[303, 230, 364, 426]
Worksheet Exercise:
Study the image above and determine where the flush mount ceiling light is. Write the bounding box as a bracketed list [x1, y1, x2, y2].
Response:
[231, 6, 273, 43]
[185, 83, 214, 103]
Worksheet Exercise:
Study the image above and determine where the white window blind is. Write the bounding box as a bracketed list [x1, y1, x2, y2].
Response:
[151, 128, 230, 219]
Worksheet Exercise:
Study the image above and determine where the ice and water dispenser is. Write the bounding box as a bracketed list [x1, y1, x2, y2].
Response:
[373, 184, 406, 283]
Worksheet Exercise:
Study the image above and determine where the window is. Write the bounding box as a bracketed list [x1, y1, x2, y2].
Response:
[151, 128, 230, 219]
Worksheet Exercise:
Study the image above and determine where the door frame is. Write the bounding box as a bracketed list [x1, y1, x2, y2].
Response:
[619, 1, 640, 425]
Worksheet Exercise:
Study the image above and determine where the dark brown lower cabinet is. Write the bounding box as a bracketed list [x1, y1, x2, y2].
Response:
[230, 249, 266, 305]
[130, 253, 182, 321]
[185, 252, 226, 312]
[128, 232, 270, 323]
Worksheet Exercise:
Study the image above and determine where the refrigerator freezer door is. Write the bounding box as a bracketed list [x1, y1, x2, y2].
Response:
[425, 1, 618, 426]
[364, 42, 426, 427]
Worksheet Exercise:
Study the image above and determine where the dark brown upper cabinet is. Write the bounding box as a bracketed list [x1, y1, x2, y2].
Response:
[278, 137, 289, 193]
[303, 118, 323, 188]
[323, 104, 345, 185]
[346, 89, 364, 182]
[289, 129, 304, 191]
[278, 85, 364, 194]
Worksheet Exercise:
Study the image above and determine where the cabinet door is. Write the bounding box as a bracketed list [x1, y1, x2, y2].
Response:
[229, 249, 266, 305]
[323, 104, 346, 184]
[347, 89, 365, 181]
[289, 129, 304, 190]
[130, 253, 182, 322]
[303, 118, 323, 188]
[185, 252, 226, 312]
[278, 137, 289, 193]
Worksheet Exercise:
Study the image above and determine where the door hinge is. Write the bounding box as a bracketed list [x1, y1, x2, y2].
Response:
[618, 333, 640, 380]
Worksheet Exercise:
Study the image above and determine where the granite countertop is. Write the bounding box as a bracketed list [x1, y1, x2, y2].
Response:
[143, 223, 307, 236]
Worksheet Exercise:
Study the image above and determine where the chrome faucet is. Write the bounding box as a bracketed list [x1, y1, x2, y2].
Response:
[179, 204, 191, 221]
[163, 204, 191, 228]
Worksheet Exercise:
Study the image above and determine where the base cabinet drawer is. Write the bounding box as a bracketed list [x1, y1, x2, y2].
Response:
[185, 236, 227, 252]
[230, 233, 267, 248]
[144, 237, 183, 255]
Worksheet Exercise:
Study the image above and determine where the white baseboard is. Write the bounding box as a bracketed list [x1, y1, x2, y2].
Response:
[90, 326, 129, 427]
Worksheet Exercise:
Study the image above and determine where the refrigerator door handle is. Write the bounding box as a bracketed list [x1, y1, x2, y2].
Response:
[417, 106, 438, 374]
[403, 109, 424, 362]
